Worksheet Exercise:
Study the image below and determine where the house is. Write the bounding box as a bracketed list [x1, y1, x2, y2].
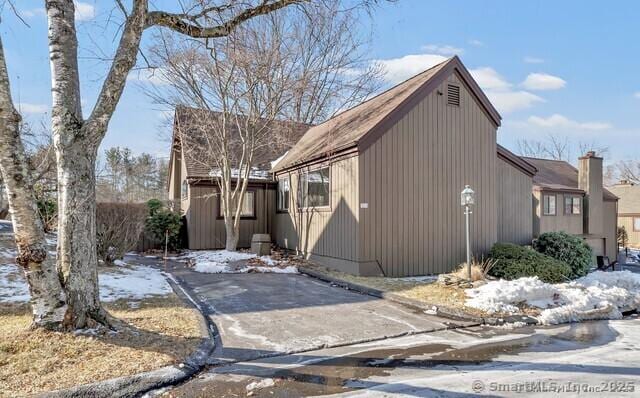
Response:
[609, 180, 640, 247]
[168, 56, 618, 277]
[167, 106, 310, 249]
[522, 153, 618, 259]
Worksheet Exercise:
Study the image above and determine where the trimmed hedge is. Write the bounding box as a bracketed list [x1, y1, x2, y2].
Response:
[489, 243, 572, 283]
[533, 231, 593, 279]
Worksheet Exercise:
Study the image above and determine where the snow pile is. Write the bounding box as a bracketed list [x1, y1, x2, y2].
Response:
[0, 264, 30, 303]
[466, 271, 640, 325]
[99, 266, 173, 302]
[181, 250, 298, 274]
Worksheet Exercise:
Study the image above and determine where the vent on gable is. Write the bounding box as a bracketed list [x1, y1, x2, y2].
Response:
[447, 84, 460, 106]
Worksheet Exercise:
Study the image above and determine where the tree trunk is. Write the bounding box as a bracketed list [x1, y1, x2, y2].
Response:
[55, 137, 107, 328]
[0, 36, 67, 329]
[224, 219, 240, 251]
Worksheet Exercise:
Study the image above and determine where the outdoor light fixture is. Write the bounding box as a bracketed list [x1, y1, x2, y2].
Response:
[461, 185, 475, 281]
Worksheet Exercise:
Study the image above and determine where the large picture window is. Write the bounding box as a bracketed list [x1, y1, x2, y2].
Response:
[564, 195, 581, 215]
[298, 167, 330, 208]
[634, 217, 640, 232]
[543, 194, 556, 216]
[277, 178, 290, 211]
[219, 191, 255, 218]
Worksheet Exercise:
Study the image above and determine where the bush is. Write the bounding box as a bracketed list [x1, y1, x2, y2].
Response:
[96, 203, 147, 265]
[532, 231, 593, 279]
[489, 243, 572, 283]
[37, 198, 57, 233]
[145, 199, 182, 251]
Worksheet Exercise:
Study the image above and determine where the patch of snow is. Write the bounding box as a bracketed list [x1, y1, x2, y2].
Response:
[465, 271, 640, 325]
[113, 259, 127, 267]
[99, 265, 173, 302]
[0, 247, 17, 259]
[0, 264, 30, 303]
[183, 250, 297, 274]
[246, 378, 275, 393]
[270, 151, 288, 170]
[393, 275, 438, 283]
[0, 220, 12, 231]
[207, 167, 271, 180]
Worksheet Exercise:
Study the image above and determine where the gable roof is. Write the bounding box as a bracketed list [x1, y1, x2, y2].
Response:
[522, 156, 618, 201]
[273, 56, 502, 172]
[497, 144, 537, 176]
[609, 183, 640, 213]
[170, 106, 311, 180]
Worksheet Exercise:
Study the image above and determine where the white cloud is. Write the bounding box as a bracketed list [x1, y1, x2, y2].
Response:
[527, 114, 612, 131]
[127, 68, 169, 86]
[75, 1, 95, 21]
[17, 103, 49, 114]
[521, 73, 566, 91]
[376, 54, 448, 84]
[485, 91, 544, 114]
[524, 56, 545, 64]
[469, 67, 511, 90]
[420, 44, 464, 56]
[633, 92, 640, 99]
[469, 67, 544, 113]
[468, 39, 484, 47]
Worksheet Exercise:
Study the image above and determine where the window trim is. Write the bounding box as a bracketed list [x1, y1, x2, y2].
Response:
[564, 195, 582, 216]
[217, 189, 257, 220]
[276, 177, 290, 213]
[181, 180, 188, 201]
[297, 166, 331, 211]
[634, 217, 640, 232]
[542, 194, 557, 216]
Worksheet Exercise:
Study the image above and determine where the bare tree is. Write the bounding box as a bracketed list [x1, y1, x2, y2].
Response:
[146, 3, 381, 250]
[610, 160, 640, 185]
[0, 0, 306, 330]
[517, 135, 609, 163]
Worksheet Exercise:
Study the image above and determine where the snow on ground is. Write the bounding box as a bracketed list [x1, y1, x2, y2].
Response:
[99, 266, 173, 302]
[0, 264, 172, 304]
[466, 270, 640, 325]
[177, 250, 299, 274]
[0, 264, 30, 303]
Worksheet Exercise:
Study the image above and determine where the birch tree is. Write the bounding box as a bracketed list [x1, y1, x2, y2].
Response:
[0, 0, 304, 330]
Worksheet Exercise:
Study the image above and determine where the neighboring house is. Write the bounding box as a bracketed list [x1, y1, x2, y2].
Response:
[522, 153, 618, 260]
[168, 56, 618, 277]
[609, 180, 640, 248]
[167, 106, 310, 249]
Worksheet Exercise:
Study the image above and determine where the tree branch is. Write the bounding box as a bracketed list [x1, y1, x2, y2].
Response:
[145, 0, 306, 38]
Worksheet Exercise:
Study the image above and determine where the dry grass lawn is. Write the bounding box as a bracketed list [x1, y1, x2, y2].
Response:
[0, 294, 203, 397]
[300, 263, 491, 317]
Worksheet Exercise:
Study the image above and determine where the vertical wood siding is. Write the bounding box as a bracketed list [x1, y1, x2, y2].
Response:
[185, 184, 274, 249]
[273, 156, 360, 262]
[358, 73, 498, 276]
[619, 215, 640, 248]
[497, 159, 533, 245]
[602, 201, 618, 256]
[534, 191, 584, 236]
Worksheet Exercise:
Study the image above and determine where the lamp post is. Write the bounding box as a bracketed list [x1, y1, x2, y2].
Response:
[460, 185, 475, 281]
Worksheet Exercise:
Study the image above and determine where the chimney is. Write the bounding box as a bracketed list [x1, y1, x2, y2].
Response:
[578, 151, 603, 235]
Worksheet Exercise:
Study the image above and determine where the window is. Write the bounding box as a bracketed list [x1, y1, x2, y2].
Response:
[277, 178, 290, 211]
[564, 195, 581, 215]
[181, 180, 188, 200]
[543, 194, 556, 215]
[298, 167, 330, 208]
[219, 191, 255, 218]
[634, 217, 640, 232]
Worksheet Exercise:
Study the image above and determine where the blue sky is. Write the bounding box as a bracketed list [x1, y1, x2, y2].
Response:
[4, 0, 640, 163]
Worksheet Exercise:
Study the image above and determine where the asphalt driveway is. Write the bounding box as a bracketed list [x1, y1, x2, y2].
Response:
[131, 255, 472, 364]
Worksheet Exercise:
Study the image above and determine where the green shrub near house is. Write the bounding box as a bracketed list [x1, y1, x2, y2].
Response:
[145, 199, 182, 251]
[532, 231, 593, 279]
[489, 243, 572, 283]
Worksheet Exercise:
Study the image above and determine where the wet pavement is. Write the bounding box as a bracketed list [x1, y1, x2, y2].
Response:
[159, 318, 640, 397]
[127, 254, 473, 365]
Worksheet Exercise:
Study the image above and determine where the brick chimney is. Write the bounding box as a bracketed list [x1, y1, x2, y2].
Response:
[578, 151, 603, 235]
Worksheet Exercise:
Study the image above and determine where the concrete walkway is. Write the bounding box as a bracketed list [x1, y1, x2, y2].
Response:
[128, 255, 473, 365]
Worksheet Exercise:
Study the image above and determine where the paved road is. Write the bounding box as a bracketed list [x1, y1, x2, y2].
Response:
[129, 255, 472, 365]
[160, 318, 640, 397]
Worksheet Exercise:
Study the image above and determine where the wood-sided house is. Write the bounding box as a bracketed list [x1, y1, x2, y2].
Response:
[168, 56, 617, 277]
